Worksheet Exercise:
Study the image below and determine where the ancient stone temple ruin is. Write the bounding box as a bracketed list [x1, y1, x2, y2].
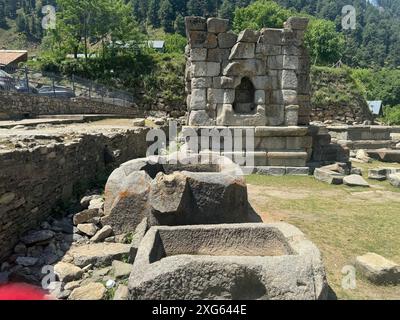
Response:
[185, 16, 311, 127]
[184, 16, 348, 170]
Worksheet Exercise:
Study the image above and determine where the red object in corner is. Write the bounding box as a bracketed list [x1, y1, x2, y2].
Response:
[0, 283, 48, 300]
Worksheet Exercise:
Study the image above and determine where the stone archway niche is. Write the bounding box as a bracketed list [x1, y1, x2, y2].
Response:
[233, 77, 256, 115]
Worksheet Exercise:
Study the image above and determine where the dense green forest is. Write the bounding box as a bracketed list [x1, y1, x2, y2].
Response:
[0, 0, 399, 123]
[1, 0, 399, 68]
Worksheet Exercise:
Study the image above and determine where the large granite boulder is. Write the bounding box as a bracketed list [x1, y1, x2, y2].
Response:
[103, 154, 255, 233]
[102, 171, 152, 234]
[355, 253, 400, 285]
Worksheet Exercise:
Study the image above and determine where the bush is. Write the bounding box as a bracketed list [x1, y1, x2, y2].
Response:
[382, 105, 400, 125]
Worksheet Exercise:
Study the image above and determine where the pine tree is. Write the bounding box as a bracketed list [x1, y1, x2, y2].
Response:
[159, 0, 175, 33]
[218, 0, 235, 19]
[147, 0, 160, 28]
[174, 13, 185, 35]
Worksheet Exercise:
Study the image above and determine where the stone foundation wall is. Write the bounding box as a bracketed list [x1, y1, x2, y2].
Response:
[328, 125, 397, 150]
[0, 128, 150, 261]
[0, 91, 139, 120]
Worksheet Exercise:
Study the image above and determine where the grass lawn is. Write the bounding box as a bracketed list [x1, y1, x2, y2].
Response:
[245, 161, 400, 300]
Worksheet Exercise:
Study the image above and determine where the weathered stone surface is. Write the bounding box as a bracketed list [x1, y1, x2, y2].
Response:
[192, 61, 221, 77]
[16, 257, 38, 267]
[281, 70, 298, 89]
[284, 17, 309, 30]
[260, 28, 284, 45]
[229, 42, 255, 59]
[69, 283, 106, 300]
[20, 230, 55, 246]
[185, 16, 206, 32]
[314, 168, 344, 185]
[218, 32, 238, 49]
[188, 110, 212, 126]
[91, 226, 113, 243]
[367, 149, 400, 163]
[237, 29, 260, 42]
[129, 223, 328, 300]
[207, 48, 230, 62]
[190, 48, 207, 61]
[368, 169, 387, 181]
[190, 89, 207, 110]
[113, 284, 129, 300]
[223, 60, 265, 76]
[188, 31, 207, 48]
[73, 209, 101, 225]
[388, 173, 400, 187]
[66, 243, 132, 268]
[207, 88, 235, 104]
[102, 171, 152, 234]
[54, 262, 83, 283]
[88, 198, 104, 210]
[77, 223, 98, 237]
[355, 253, 400, 285]
[343, 175, 370, 188]
[112, 260, 132, 280]
[80, 195, 102, 209]
[149, 172, 192, 224]
[285, 105, 299, 126]
[191, 77, 212, 89]
[132, 118, 145, 127]
[207, 18, 229, 33]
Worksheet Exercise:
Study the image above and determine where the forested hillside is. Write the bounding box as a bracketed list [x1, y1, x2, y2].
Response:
[0, 0, 399, 67]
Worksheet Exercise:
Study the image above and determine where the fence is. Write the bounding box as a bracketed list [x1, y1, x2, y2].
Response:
[0, 64, 136, 108]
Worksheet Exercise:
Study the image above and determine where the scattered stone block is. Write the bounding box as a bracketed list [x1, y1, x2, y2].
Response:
[132, 119, 145, 127]
[112, 260, 132, 280]
[77, 223, 98, 237]
[20, 230, 55, 246]
[80, 195, 102, 209]
[69, 283, 106, 300]
[314, 168, 344, 185]
[16, 257, 38, 267]
[113, 284, 129, 300]
[343, 175, 370, 187]
[368, 168, 387, 181]
[66, 243, 132, 268]
[54, 262, 83, 283]
[73, 209, 101, 225]
[388, 173, 400, 187]
[355, 253, 400, 285]
[91, 226, 113, 243]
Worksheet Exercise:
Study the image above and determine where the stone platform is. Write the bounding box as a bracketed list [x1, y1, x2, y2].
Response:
[184, 125, 349, 171]
[328, 125, 397, 150]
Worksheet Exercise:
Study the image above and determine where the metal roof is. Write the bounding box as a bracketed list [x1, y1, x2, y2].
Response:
[148, 41, 165, 49]
[367, 100, 383, 115]
[0, 50, 28, 66]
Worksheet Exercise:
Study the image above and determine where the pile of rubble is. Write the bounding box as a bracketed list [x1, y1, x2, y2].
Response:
[313, 163, 369, 187]
[0, 193, 143, 300]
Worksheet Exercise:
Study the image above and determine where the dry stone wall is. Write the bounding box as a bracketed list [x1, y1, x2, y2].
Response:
[0, 91, 139, 120]
[0, 128, 150, 262]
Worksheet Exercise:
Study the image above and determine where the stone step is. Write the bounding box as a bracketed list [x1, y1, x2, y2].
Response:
[222, 151, 308, 167]
[367, 149, 400, 163]
[336, 140, 394, 150]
